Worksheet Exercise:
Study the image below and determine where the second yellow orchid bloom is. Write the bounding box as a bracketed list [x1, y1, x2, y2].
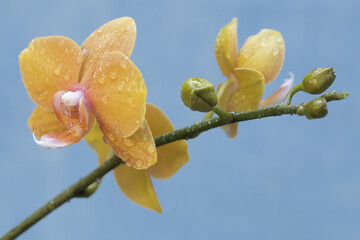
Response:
[215, 18, 294, 137]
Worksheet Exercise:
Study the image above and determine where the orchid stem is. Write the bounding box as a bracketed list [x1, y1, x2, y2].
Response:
[0, 91, 348, 240]
[283, 83, 303, 105]
[212, 105, 233, 122]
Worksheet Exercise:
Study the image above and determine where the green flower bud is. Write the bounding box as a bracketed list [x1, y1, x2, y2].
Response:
[302, 67, 336, 94]
[303, 97, 328, 119]
[181, 77, 218, 112]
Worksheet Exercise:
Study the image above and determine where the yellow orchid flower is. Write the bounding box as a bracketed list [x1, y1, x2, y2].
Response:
[215, 18, 294, 137]
[85, 103, 189, 212]
[20, 17, 156, 170]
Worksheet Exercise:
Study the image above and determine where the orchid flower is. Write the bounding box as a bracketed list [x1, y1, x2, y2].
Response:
[20, 17, 188, 212]
[85, 103, 189, 212]
[215, 18, 294, 137]
[20, 17, 157, 169]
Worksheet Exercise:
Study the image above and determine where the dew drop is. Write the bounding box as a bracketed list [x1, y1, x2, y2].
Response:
[115, 128, 120, 135]
[54, 64, 63, 76]
[58, 39, 64, 46]
[63, 70, 72, 82]
[147, 145, 155, 153]
[97, 29, 103, 34]
[272, 48, 279, 56]
[143, 134, 148, 141]
[98, 77, 106, 84]
[29, 41, 35, 51]
[117, 84, 124, 91]
[136, 160, 143, 167]
[128, 97, 134, 104]
[108, 134, 115, 141]
[110, 71, 117, 79]
[76, 55, 82, 64]
[101, 95, 108, 104]
[38, 91, 48, 101]
[40, 48, 46, 55]
[124, 139, 135, 147]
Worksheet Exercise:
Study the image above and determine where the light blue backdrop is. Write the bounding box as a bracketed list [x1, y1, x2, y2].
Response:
[1, 0, 359, 239]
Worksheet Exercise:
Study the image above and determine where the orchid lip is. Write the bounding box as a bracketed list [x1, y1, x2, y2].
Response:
[61, 90, 84, 107]
[33, 132, 69, 149]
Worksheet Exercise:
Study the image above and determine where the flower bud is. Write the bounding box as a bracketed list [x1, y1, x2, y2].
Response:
[303, 97, 328, 119]
[302, 67, 336, 94]
[181, 77, 218, 112]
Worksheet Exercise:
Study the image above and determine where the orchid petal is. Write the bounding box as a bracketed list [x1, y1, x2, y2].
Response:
[145, 104, 189, 179]
[33, 131, 82, 149]
[84, 123, 112, 165]
[215, 18, 238, 77]
[100, 120, 157, 170]
[19, 36, 82, 109]
[237, 29, 285, 84]
[232, 68, 265, 112]
[80, 17, 136, 79]
[217, 79, 238, 138]
[85, 51, 146, 138]
[113, 164, 162, 213]
[28, 106, 67, 139]
[259, 72, 294, 107]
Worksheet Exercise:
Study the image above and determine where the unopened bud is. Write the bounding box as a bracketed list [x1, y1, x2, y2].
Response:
[301, 97, 328, 119]
[302, 67, 336, 94]
[181, 77, 218, 112]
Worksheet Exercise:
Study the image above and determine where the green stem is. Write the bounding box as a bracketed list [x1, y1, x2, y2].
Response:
[283, 83, 304, 105]
[212, 105, 233, 122]
[0, 91, 348, 240]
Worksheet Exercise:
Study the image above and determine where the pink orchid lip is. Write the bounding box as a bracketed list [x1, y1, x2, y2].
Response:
[33, 132, 68, 149]
[33, 88, 91, 149]
[32, 132, 80, 149]
[259, 72, 294, 107]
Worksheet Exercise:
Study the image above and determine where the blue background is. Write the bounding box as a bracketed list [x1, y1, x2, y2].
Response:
[1, 0, 359, 239]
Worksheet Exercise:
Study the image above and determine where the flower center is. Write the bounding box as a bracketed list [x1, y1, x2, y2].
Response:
[53, 90, 89, 136]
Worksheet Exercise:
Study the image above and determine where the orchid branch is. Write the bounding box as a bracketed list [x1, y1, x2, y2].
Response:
[0, 90, 348, 240]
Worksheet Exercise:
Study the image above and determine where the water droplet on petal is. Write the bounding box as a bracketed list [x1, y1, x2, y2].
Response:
[38, 91, 48, 101]
[136, 160, 143, 167]
[147, 145, 155, 153]
[101, 95, 108, 104]
[58, 39, 64, 46]
[76, 55, 82, 64]
[128, 97, 134, 104]
[124, 139, 135, 147]
[40, 48, 46, 55]
[108, 133, 115, 141]
[117, 84, 124, 91]
[272, 47, 279, 56]
[110, 71, 117, 79]
[97, 29, 103, 34]
[98, 77, 106, 84]
[54, 64, 63, 76]
[63, 70, 71, 82]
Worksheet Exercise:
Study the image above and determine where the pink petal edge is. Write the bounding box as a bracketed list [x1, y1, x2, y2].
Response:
[259, 72, 294, 107]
